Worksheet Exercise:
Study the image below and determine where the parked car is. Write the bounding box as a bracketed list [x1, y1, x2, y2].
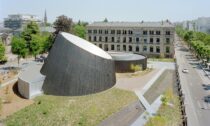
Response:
[182, 69, 189, 73]
[204, 95, 210, 103]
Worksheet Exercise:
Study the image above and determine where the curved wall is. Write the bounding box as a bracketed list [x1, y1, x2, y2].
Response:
[41, 32, 116, 96]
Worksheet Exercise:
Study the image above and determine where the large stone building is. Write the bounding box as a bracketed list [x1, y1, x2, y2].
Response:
[87, 21, 175, 58]
[4, 14, 41, 30]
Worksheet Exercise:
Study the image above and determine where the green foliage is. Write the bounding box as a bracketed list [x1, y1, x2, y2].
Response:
[30, 35, 43, 58]
[130, 64, 142, 72]
[0, 42, 6, 63]
[54, 15, 73, 33]
[21, 21, 40, 42]
[73, 24, 86, 39]
[11, 36, 28, 64]
[146, 116, 166, 126]
[176, 26, 210, 61]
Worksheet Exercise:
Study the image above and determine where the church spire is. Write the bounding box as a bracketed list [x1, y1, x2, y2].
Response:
[44, 9, 47, 25]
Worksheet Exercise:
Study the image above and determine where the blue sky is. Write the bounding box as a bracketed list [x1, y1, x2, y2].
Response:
[1, 0, 210, 23]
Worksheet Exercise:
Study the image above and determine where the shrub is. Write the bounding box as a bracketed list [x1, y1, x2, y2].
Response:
[130, 64, 142, 72]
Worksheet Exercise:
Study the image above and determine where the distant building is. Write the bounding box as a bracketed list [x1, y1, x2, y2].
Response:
[182, 17, 210, 34]
[44, 9, 47, 25]
[4, 14, 41, 30]
[87, 20, 175, 58]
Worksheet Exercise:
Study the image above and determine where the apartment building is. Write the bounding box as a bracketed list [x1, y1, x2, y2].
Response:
[87, 21, 175, 58]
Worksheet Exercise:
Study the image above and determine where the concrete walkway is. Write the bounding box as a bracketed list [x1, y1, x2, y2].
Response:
[131, 95, 162, 126]
[131, 68, 166, 126]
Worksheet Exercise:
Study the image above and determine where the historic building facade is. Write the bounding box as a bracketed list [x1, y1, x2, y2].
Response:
[87, 21, 175, 58]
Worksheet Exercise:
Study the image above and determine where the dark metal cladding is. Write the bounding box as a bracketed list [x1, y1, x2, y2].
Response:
[108, 52, 147, 73]
[41, 32, 116, 96]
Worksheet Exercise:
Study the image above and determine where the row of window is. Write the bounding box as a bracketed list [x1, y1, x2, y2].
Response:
[89, 36, 170, 44]
[97, 44, 170, 53]
[88, 29, 171, 35]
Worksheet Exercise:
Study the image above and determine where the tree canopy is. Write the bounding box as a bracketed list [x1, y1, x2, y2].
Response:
[54, 15, 73, 33]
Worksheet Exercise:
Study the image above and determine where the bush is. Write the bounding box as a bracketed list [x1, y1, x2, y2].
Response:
[130, 64, 142, 72]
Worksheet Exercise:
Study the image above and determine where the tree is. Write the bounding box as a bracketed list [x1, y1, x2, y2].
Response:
[73, 24, 86, 39]
[21, 21, 40, 42]
[11, 37, 28, 65]
[30, 35, 42, 59]
[103, 18, 108, 22]
[54, 15, 73, 33]
[0, 42, 6, 63]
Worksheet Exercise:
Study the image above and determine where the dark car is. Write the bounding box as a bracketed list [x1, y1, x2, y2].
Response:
[204, 95, 210, 103]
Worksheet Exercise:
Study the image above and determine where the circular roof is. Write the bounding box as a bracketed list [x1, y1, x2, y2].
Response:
[108, 52, 146, 61]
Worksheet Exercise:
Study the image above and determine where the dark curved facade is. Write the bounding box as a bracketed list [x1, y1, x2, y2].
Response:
[109, 52, 147, 73]
[41, 32, 116, 96]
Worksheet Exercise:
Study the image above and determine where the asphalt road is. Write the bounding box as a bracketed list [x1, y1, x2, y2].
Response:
[175, 34, 210, 126]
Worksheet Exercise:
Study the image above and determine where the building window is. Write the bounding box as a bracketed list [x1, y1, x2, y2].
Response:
[112, 37, 115, 42]
[143, 31, 147, 35]
[129, 45, 132, 51]
[89, 36, 91, 41]
[94, 36, 97, 41]
[88, 30, 92, 34]
[104, 44, 108, 51]
[156, 31, 161, 35]
[156, 38, 160, 43]
[150, 46, 153, 52]
[117, 37, 120, 43]
[123, 37, 126, 43]
[166, 46, 170, 53]
[111, 45, 115, 50]
[105, 30, 108, 34]
[111, 30, 115, 34]
[136, 37, 139, 43]
[166, 38, 170, 43]
[143, 46, 147, 52]
[93, 30, 97, 34]
[99, 44, 102, 48]
[149, 31, 154, 35]
[129, 37, 132, 43]
[156, 46, 160, 53]
[150, 38, 153, 43]
[128, 30, 133, 35]
[117, 30, 121, 34]
[117, 45, 120, 51]
[105, 37, 108, 42]
[123, 30, 127, 34]
[166, 31, 170, 35]
[99, 30, 102, 34]
[136, 46, 139, 52]
[144, 39, 147, 43]
[99, 36, 102, 42]
[123, 45, 126, 51]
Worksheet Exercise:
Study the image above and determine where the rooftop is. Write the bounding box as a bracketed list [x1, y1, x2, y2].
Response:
[88, 21, 174, 28]
[108, 52, 146, 61]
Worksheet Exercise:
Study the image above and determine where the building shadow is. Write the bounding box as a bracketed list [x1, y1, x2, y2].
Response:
[12, 82, 26, 99]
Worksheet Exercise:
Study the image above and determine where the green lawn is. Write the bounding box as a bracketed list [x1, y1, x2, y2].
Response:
[148, 58, 175, 62]
[5, 88, 138, 126]
[145, 88, 182, 126]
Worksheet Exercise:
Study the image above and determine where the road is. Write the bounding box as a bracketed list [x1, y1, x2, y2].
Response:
[175, 34, 210, 126]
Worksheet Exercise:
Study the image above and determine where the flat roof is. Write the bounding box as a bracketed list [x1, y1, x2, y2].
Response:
[88, 21, 174, 28]
[108, 52, 146, 61]
[19, 63, 45, 83]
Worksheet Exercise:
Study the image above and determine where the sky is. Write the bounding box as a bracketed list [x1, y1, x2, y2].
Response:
[1, 0, 210, 23]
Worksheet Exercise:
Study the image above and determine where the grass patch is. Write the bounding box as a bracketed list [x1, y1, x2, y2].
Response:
[148, 58, 175, 62]
[4, 88, 137, 126]
[144, 70, 175, 104]
[145, 88, 182, 126]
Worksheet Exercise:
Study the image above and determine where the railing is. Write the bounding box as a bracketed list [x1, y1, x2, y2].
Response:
[175, 60, 188, 126]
